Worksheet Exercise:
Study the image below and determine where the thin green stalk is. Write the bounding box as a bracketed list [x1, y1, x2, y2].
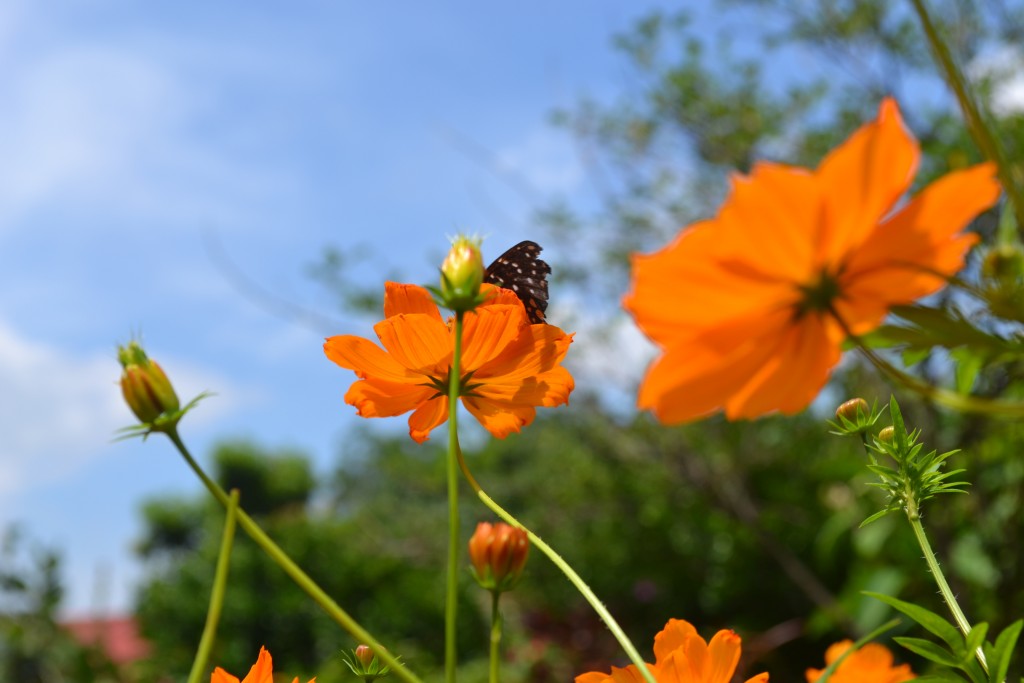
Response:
[445, 311, 465, 683]
[830, 309, 1024, 417]
[187, 489, 239, 683]
[454, 446, 657, 683]
[165, 428, 423, 683]
[909, 0, 1024, 235]
[904, 498, 988, 672]
[489, 591, 502, 683]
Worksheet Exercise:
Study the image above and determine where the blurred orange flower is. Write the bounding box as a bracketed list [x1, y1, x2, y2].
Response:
[805, 640, 915, 683]
[212, 646, 315, 683]
[576, 618, 768, 683]
[623, 98, 1001, 424]
[325, 282, 574, 442]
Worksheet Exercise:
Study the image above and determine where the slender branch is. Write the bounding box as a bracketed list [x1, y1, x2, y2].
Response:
[489, 591, 502, 683]
[908, 0, 1024, 235]
[445, 312, 465, 683]
[186, 489, 239, 683]
[165, 428, 423, 683]
[905, 500, 988, 672]
[453, 445, 658, 683]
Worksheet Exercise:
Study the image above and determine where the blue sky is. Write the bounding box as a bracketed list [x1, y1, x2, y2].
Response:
[0, 2, 688, 615]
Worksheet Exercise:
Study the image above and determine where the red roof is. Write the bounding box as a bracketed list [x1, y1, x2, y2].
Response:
[63, 615, 151, 665]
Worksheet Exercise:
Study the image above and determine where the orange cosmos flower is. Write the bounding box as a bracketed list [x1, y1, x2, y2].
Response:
[211, 646, 315, 683]
[324, 282, 574, 443]
[805, 640, 915, 683]
[576, 618, 768, 683]
[623, 98, 1001, 424]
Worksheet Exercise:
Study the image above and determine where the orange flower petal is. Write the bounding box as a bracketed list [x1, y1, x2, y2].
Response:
[211, 668, 240, 683]
[324, 335, 419, 383]
[575, 672, 612, 683]
[408, 395, 449, 443]
[462, 397, 535, 439]
[816, 97, 919, 264]
[374, 314, 450, 374]
[840, 162, 999, 325]
[637, 308, 795, 423]
[460, 304, 528, 372]
[704, 630, 743, 683]
[384, 282, 444, 321]
[241, 647, 275, 683]
[475, 325, 574, 382]
[724, 315, 839, 419]
[718, 163, 821, 282]
[472, 366, 574, 408]
[479, 284, 522, 308]
[344, 378, 436, 418]
[624, 222, 798, 348]
[743, 674, 770, 683]
[576, 665, 653, 683]
[653, 618, 699, 664]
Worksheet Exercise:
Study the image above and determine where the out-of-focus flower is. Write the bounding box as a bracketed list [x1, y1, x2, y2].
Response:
[118, 340, 180, 425]
[805, 640, 915, 683]
[342, 644, 393, 682]
[575, 618, 768, 683]
[468, 521, 529, 592]
[212, 646, 315, 683]
[440, 235, 485, 313]
[324, 282, 574, 443]
[623, 98, 1000, 424]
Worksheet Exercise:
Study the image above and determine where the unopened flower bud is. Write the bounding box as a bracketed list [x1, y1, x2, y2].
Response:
[117, 341, 180, 424]
[878, 426, 895, 443]
[355, 645, 374, 668]
[981, 244, 1024, 281]
[468, 521, 529, 593]
[835, 398, 869, 422]
[342, 644, 393, 682]
[440, 235, 484, 312]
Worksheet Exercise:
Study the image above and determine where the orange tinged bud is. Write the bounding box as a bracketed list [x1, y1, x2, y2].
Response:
[117, 341, 180, 424]
[468, 521, 529, 592]
[440, 235, 484, 312]
[878, 426, 895, 443]
[355, 645, 375, 668]
[835, 398, 869, 422]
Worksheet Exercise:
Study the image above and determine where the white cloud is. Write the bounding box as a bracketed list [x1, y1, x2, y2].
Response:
[0, 34, 298, 235]
[969, 45, 1024, 116]
[0, 321, 237, 496]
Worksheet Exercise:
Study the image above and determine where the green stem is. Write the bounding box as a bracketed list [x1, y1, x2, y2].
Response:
[832, 310, 1024, 416]
[186, 488, 239, 683]
[454, 446, 657, 683]
[908, 0, 1024, 236]
[165, 428, 423, 683]
[905, 500, 988, 672]
[489, 591, 502, 683]
[445, 311, 465, 683]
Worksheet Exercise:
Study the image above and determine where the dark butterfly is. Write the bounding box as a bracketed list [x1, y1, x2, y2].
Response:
[484, 240, 551, 324]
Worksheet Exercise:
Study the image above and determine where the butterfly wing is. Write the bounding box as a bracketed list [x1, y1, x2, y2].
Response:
[483, 240, 551, 324]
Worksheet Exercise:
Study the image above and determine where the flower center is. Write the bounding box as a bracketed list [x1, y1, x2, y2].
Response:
[795, 267, 843, 319]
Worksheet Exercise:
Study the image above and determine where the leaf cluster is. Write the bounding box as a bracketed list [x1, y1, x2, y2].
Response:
[868, 592, 1021, 683]
[862, 399, 969, 526]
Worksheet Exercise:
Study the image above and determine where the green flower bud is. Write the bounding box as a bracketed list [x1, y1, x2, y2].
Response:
[468, 521, 529, 593]
[440, 235, 484, 313]
[878, 426, 895, 444]
[117, 341, 180, 424]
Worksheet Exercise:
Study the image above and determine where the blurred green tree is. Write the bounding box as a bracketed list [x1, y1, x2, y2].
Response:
[0, 527, 125, 683]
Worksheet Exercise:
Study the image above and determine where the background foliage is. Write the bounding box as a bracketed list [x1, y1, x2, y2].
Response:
[5, 1, 1024, 681]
